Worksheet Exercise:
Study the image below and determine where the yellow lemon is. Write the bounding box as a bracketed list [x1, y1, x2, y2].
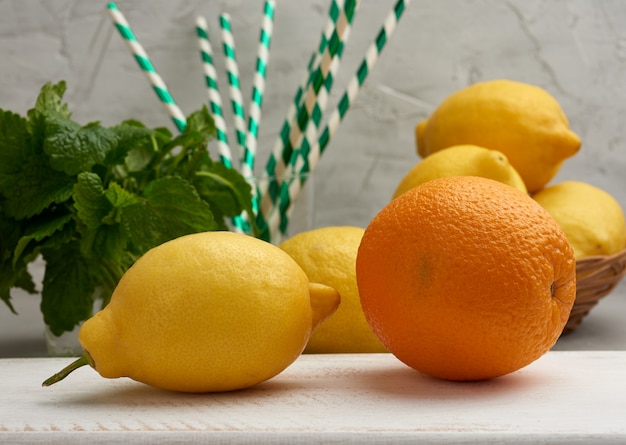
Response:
[392, 144, 527, 199]
[415, 79, 581, 193]
[43, 232, 340, 392]
[532, 181, 626, 259]
[279, 226, 387, 353]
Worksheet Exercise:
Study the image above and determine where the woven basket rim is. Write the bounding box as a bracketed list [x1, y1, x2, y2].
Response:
[576, 247, 626, 264]
[576, 245, 626, 291]
[564, 247, 626, 334]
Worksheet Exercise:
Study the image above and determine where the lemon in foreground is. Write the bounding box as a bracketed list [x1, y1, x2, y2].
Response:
[279, 227, 387, 353]
[415, 79, 581, 193]
[43, 232, 340, 392]
[392, 144, 527, 199]
[533, 181, 626, 259]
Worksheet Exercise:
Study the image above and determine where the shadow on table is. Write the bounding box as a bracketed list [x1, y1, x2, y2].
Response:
[348, 360, 553, 401]
[37, 372, 313, 409]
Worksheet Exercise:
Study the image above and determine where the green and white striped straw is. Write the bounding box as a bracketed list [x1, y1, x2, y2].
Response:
[243, 0, 275, 183]
[313, 0, 410, 169]
[257, 0, 359, 241]
[275, 0, 411, 235]
[260, 0, 345, 197]
[256, 50, 317, 208]
[219, 13, 247, 162]
[196, 16, 249, 234]
[106, 2, 187, 133]
[252, 49, 316, 236]
[265, 0, 359, 240]
[195, 16, 234, 169]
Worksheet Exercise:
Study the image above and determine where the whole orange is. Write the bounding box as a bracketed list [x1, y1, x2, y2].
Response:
[356, 176, 576, 381]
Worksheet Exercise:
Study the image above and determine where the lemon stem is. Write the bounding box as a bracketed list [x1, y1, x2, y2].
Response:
[42, 353, 92, 387]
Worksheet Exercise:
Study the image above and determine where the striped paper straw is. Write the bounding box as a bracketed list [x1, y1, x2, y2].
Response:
[260, 0, 344, 201]
[283, 0, 359, 165]
[219, 13, 248, 162]
[269, 0, 359, 239]
[274, 0, 410, 238]
[195, 16, 234, 169]
[257, 0, 359, 241]
[314, 0, 410, 168]
[196, 16, 247, 234]
[242, 0, 276, 183]
[258, 1, 339, 183]
[106, 2, 187, 133]
[257, 50, 317, 208]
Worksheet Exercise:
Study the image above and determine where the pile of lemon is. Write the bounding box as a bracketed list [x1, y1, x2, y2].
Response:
[402, 79, 626, 261]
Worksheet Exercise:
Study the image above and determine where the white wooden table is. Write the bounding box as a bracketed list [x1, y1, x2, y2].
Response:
[2, 352, 625, 444]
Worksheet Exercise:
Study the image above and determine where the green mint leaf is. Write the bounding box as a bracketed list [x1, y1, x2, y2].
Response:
[74, 175, 136, 288]
[194, 161, 254, 225]
[163, 132, 204, 155]
[185, 105, 217, 137]
[1, 258, 37, 313]
[152, 106, 216, 178]
[104, 120, 156, 171]
[0, 247, 34, 313]
[0, 210, 21, 264]
[156, 132, 205, 176]
[73, 172, 111, 229]
[0, 109, 33, 194]
[37, 217, 76, 253]
[1, 261, 36, 313]
[102, 182, 141, 225]
[152, 126, 174, 141]
[0, 213, 22, 312]
[26, 82, 71, 152]
[0, 108, 74, 220]
[105, 181, 141, 208]
[143, 175, 218, 234]
[44, 116, 117, 176]
[79, 225, 131, 278]
[27, 81, 70, 122]
[41, 242, 96, 336]
[13, 211, 73, 265]
[1, 153, 74, 220]
[0, 267, 19, 313]
[121, 176, 217, 253]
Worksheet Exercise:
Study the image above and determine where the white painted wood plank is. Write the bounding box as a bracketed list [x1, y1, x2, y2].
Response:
[1, 352, 625, 444]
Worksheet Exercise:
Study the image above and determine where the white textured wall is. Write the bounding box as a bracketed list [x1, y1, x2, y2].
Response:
[2, 0, 625, 230]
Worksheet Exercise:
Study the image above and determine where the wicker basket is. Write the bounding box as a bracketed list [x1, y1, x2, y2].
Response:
[563, 248, 626, 334]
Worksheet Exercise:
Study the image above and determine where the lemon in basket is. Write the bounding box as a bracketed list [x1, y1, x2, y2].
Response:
[533, 181, 626, 259]
[392, 144, 527, 199]
[415, 79, 581, 193]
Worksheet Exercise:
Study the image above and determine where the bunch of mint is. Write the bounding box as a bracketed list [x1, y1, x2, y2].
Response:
[0, 81, 255, 336]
